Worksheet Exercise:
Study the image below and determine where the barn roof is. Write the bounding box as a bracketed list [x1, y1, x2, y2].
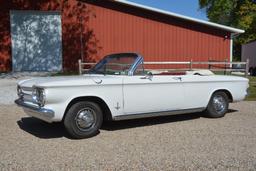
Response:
[113, 0, 245, 34]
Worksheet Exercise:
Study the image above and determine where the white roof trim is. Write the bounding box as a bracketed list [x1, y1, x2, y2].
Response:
[114, 0, 245, 34]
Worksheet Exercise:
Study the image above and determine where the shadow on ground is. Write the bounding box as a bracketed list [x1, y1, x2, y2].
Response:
[101, 112, 202, 131]
[17, 117, 69, 139]
[17, 109, 237, 139]
[101, 109, 237, 131]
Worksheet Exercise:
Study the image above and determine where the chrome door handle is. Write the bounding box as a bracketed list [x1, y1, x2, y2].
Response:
[140, 75, 152, 81]
[172, 77, 182, 81]
[140, 72, 153, 81]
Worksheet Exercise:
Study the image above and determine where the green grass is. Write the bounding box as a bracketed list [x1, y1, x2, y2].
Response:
[246, 76, 256, 101]
[249, 76, 256, 82]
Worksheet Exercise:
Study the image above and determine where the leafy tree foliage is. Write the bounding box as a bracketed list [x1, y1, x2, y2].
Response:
[199, 0, 256, 60]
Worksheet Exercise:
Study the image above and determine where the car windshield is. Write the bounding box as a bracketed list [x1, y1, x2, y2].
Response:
[89, 53, 138, 75]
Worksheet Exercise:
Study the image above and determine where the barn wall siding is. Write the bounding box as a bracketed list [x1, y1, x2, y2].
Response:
[0, 0, 231, 72]
[86, 1, 231, 63]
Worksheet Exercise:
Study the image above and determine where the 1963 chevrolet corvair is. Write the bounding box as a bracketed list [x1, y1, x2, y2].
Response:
[15, 53, 249, 138]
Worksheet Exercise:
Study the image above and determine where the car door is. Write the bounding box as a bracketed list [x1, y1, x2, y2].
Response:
[123, 75, 185, 115]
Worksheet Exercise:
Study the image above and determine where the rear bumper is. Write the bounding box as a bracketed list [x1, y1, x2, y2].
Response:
[15, 99, 55, 123]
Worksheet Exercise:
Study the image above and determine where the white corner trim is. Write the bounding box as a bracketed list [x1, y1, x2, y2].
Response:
[230, 35, 233, 62]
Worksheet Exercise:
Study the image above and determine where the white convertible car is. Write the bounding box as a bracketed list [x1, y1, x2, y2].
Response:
[15, 53, 249, 138]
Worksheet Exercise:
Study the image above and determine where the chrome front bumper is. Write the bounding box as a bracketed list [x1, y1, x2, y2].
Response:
[15, 99, 55, 123]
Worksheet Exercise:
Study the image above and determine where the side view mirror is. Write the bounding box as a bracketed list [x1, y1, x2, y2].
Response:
[141, 71, 153, 80]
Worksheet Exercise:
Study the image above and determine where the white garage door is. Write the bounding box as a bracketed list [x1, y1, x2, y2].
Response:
[10, 11, 62, 72]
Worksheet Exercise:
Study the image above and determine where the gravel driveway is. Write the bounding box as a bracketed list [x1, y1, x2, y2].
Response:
[0, 78, 20, 105]
[0, 72, 49, 105]
[0, 101, 255, 171]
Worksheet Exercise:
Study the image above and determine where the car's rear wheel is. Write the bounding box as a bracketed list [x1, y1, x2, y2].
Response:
[64, 101, 103, 139]
[205, 91, 229, 118]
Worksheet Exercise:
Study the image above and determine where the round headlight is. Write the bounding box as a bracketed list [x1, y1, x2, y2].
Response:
[38, 88, 46, 106]
[32, 88, 38, 101]
[17, 86, 23, 98]
[32, 87, 45, 107]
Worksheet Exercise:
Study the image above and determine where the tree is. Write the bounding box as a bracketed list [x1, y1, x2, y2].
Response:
[199, 0, 256, 60]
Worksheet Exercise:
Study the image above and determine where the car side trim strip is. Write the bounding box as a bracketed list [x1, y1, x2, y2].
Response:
[112, 108, 205, 121]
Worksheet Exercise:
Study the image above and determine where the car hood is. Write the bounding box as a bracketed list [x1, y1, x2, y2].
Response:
[18, 74, 122, 88]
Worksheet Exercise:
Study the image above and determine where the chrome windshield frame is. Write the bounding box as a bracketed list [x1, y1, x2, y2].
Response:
[89, 53, 143, 76]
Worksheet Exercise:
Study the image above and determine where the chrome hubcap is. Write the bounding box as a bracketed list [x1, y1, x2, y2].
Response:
[75, 108, 95, 131]
[213, 95, 226, 113]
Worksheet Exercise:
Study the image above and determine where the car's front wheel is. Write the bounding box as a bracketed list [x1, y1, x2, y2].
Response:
[205, 91, 229, 118]
[64, 101, 103, 139]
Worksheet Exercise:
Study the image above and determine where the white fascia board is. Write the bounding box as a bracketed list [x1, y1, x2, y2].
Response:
[115, 0, 245, 34]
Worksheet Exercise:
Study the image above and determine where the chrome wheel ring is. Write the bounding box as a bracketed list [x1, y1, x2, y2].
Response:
[213, 95, 226, 113]
[75, 108, 96, 131]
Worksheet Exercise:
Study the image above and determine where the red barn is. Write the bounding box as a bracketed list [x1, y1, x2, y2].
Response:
[0, 0, 244, 72]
